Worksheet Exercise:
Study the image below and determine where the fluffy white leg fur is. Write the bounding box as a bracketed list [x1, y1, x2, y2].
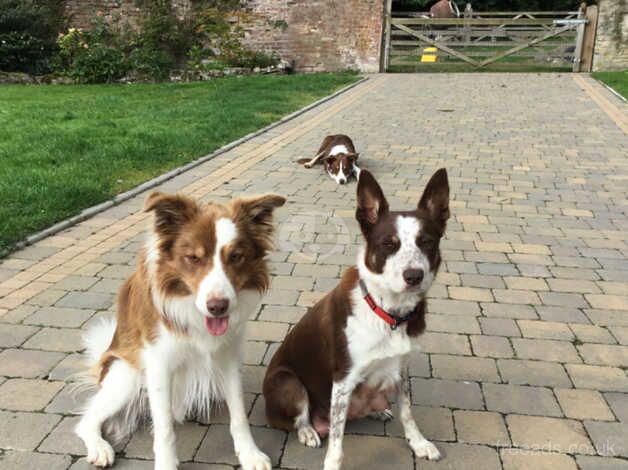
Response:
[145, 350, 179, 470]
[75, 360, 141, 468]
[75, 317, 146, 466]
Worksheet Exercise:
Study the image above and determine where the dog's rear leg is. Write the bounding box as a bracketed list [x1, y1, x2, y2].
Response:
[298, 149, 328, 168]
[75, 360, 140, 468]
[295, 401, 322, 448]
[264, 367, 321, 448]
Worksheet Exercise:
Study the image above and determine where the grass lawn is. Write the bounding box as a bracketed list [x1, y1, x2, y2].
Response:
[592, 71, 628, 100]
[0, 72, 360, 254]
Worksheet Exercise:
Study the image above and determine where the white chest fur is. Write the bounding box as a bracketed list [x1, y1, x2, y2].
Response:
[142, 289, 261, 421]
[344, 286, 420, 389]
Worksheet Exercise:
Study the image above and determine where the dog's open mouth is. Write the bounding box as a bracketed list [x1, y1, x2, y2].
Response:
[205, 316, 229, 336]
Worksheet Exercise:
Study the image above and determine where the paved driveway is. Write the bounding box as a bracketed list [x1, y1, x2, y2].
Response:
[0, 74, 627, 470]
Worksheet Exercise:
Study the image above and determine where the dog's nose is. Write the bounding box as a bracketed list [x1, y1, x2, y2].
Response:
[403, 269, 424, 286]
[207, 298, 229, 316]
[339, 178, 346, 185]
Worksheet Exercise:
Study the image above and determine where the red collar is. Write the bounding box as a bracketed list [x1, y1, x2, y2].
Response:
[359, 279, 418, 330]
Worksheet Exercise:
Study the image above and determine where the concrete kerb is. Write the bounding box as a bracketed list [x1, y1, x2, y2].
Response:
[3, 75, 369, 257]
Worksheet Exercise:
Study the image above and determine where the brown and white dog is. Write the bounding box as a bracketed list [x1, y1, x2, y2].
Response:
[297, 134, 360, 185]
[75, 192, 285, 470]
[263, 169, 449, 470]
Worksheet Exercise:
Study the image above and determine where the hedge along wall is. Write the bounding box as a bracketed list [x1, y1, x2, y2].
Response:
[593, 0, 628, 71]
[63, 0, 385, 72]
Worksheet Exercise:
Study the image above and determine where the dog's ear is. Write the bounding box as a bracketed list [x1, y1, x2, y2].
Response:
[231, 194, 286, 254]
[418, 168, 450, 234]
[356, 170, 389, 235]
[144, 192, 199, 238]
[232, 194, 286, 226]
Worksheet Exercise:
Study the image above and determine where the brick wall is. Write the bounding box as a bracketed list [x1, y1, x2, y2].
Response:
[64, 0, 192, 30]
[63, 0, 385, 73]
[242, 0, 385, 72]
[593, 0, 628, 71]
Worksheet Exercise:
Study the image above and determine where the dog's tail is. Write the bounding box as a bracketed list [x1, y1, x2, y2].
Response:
[70, 317, 116, 391]
[73, 317, 147, 443]
[83, 317, 117, 365]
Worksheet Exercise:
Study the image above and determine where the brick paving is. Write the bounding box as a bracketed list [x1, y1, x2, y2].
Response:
[0, 74, 627, 469]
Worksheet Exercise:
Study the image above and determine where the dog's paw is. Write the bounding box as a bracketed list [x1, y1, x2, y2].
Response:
[304, 163, 313, 168]
[411, 438, 441, 461]
[85, 437, 115, 468]
[297, 424, 322, 448]
[239, 448, 272, 470]
[369, 409, 394, 422]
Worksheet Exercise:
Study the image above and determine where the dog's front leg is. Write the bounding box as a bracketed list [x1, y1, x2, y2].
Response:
[146, 354, 179, 470]
[397, 368, 441, 461]
[223, 358, 271, 470]
[324, 378, 354, 470]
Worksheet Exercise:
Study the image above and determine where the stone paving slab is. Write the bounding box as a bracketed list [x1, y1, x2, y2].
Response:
[0, 73, 627, 469]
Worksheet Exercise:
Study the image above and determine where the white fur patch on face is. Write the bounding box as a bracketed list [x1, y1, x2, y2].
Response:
[329, 165, 348, 184]
[195, 218, 238, 316]
[380, 216, 434, 294]
[329, 145, 348, 156]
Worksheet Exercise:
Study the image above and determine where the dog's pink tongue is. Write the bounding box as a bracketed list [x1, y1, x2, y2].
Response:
[205, 316, 229, 336]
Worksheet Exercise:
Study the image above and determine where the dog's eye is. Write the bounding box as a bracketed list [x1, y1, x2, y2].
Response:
[229, 251, 244, 264]
[185, 255, 201, 265]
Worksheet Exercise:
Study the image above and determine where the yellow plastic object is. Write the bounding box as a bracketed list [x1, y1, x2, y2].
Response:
[421, 47, 437, 62]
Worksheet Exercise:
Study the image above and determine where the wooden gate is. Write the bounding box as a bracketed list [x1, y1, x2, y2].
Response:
[382, 6, 598, 72]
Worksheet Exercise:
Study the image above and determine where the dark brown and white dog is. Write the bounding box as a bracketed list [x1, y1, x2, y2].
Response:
[297, 134, 360, 185]
[75, 192, 285, 470]
[263, 169, 449, 470]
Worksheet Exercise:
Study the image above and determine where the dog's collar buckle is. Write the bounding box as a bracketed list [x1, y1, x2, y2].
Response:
[359, 279, 412, 330]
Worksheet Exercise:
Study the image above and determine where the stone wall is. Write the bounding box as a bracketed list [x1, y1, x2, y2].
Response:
[63, 0, 385, 73]
[593, 0, 628, 71]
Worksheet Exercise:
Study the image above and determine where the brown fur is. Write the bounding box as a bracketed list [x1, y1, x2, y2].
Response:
[264, 169, 449, 434]
[92, 192, 285, 384]
[430, 0, 457, 18]
[297, 135, 359, 179]
[356, 170, 448, 278]
[263, 267, 358, 431]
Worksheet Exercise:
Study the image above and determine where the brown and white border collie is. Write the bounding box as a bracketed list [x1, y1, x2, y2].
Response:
[297, 134, 360, 185]
[75, 191, 285, 470]
[263, 169, 450, 470]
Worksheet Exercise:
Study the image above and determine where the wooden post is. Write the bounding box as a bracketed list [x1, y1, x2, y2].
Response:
[380, 0, 393, 72]
[464, 4, 472, 43]
[580, 5, 598, 72]
[572, 4, 586, 72]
